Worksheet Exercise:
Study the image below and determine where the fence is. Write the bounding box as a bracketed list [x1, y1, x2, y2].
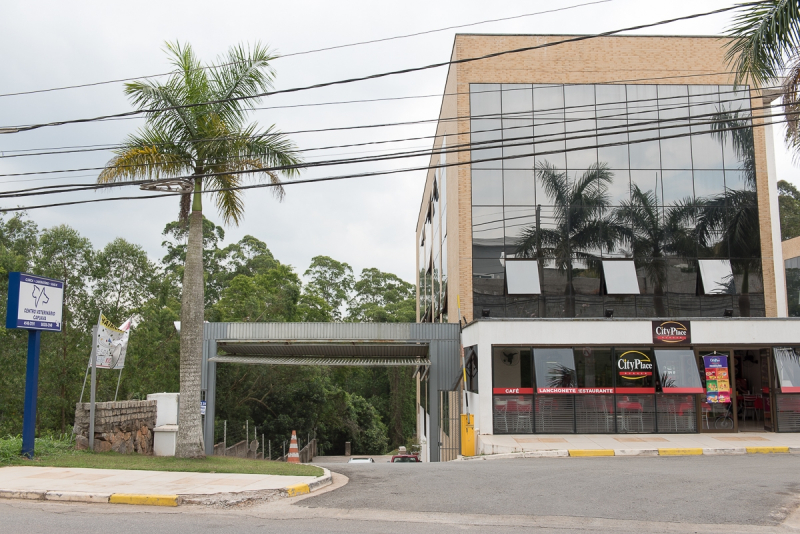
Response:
[212, 420, 317, 462]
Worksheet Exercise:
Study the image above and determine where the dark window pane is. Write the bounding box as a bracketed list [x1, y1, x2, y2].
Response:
[492, 347, 533, 389]
[575, 347, 614, 388]
[534, 348, 577, 392]
[615, 347, 655, 392]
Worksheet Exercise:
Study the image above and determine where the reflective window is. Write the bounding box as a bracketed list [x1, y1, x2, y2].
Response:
[774, 348, 800, 392]
[615, 348, 655, 392]
[502, 84, 533, 114]
[534, 348, 577, 392]
[698, 259, 735, 294]
[506, 260, 541, 295]
[492, 347, 533, 389]
[503, 170, 536, 205]
[654, 349, 703, 393]
[603, 260, 640, 294]
[575, 347, 614, 388]
[472, 170, 503, 205]
[470, 84, 501, 116]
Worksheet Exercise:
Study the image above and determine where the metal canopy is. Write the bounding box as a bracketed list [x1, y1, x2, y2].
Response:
[217, 339, 430, 359]
[209, 355, 431, 366]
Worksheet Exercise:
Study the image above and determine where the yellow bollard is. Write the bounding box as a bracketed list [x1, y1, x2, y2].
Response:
[461, 414, 475, 456]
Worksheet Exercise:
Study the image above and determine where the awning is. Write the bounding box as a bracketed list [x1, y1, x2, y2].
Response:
[210, 339, 431, 367]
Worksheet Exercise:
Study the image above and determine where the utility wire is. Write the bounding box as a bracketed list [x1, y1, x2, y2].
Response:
[0, 1, 610, 99]
[0, 84, 773, 178]
[0, 109, 787, 204]
[0, 70, 754, 159]
[1, 2, 763, 134]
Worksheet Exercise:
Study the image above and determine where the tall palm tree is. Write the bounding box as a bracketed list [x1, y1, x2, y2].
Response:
[515, 162, 620, 317]
[615, 185, 695, 317]
[98, 42, 301, 457]
[726, 1, 800, 154]
[698, 109, 761, 316]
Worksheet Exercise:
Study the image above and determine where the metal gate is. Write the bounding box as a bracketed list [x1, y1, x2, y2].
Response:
[438, 388, 461, 461]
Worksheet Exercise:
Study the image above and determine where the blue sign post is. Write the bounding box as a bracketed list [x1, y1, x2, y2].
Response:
[6, 272, 64, 458]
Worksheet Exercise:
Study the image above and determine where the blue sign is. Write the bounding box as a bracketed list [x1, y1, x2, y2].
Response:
[6, 272, 64, 332]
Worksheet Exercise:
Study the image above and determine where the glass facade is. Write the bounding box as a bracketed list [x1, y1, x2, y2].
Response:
[470, 83, 764, 319]
[419, 140, 449, 323]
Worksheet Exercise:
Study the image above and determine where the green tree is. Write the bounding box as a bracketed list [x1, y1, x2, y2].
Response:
[726, 1, 800, 154]
[304, 256, 355, 321]
[212, 266, 301, 322]
[35, 226, 94, 434]
[347, 267, 415, 323]
[778, 180, 800, 240]
[92, 238, 158, 324]
[516, 162, 621, 317]
[98, 42, 301, 457]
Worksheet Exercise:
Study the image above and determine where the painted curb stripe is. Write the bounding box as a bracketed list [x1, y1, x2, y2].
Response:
[746, 446, 790, 454]
[285, 483, 310, 497]
[568, 449, 614, 457]
[109, 494, 179, 506]
[658, 448, 703, 456]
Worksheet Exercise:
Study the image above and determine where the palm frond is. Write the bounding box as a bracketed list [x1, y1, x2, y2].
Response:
[725, 0, 800, 86]
[98, 129, 192, 183]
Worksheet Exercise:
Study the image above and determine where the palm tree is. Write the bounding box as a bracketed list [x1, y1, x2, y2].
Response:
[515, 162, 620, 317]
[697, 109, 761, 316]
[726, 1, 800, 153]
[98, 42, 301, 457]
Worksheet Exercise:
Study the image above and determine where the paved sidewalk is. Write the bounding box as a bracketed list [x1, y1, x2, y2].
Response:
[478, 432, 800, 455]
[0, 466, 331, 505]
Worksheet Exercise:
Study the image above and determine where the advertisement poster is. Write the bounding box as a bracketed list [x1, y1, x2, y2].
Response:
[94, 314, 130, 370]
[703, 354, 731, 403]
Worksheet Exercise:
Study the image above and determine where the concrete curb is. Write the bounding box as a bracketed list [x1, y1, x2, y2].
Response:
[0, 467, 334, 507]
[461, 447, 800, 460]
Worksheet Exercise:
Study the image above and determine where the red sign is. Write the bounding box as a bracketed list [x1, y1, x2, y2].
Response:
[662, 387, 704, 394]
[537, 387, 614, 394]
[492, 387, 534, 395]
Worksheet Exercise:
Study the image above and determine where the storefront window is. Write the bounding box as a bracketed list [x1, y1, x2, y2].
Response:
[492, 347, 533, 392]
[774, 348, 800, 393]
[615, 348, 655, 392]
[654, 349, 703, 393]
[534, 348, 576, 393]
[574, 347, 614, 389]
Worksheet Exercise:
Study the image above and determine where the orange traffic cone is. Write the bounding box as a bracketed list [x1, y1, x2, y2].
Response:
[287, 430, 300, 463]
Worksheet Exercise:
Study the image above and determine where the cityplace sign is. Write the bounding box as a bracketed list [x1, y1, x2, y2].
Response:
[652, 320, 691, 345]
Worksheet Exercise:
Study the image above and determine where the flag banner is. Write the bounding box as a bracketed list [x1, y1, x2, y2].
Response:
[94, 314, 129, 370]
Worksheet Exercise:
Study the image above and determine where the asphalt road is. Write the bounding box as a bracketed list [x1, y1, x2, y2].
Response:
[2, 455, 800, 533]
[310, 455, 800, 526]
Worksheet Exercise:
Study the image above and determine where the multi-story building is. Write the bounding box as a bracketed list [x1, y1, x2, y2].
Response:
[417, 34, 800, 456]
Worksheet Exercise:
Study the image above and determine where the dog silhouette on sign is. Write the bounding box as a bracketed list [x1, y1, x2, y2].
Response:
[32, 285, 49, 308]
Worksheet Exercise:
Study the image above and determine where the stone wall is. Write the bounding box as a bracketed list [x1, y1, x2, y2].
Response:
[74, 400, 156, 454]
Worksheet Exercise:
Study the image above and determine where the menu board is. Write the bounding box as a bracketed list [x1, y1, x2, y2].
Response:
[703, 354, 731, 404]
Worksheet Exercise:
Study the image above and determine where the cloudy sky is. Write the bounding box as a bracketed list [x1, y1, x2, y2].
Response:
[1, 0, 798, 284]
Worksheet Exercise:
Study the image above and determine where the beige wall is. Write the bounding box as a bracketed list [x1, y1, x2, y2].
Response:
[416, 33, 780, 322]
[783, 236, 800, 262]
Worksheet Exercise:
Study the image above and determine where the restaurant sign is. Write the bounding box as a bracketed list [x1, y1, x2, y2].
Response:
[492, 388, 534, 395]
[652, 320, 691, 345]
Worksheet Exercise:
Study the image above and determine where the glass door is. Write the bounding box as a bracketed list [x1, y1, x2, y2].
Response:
[696, 350, 737, 433]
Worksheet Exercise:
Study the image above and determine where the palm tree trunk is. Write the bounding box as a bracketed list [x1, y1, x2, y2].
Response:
[176, 177, 206, 458]
[654, 283, 666, 317]
[738, 267, 751, 317]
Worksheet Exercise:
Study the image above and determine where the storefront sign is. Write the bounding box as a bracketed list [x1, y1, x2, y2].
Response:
[536, 387, 614, 394]
[703, 354, 731, 403]
[617, 350, 654, 378]
[6, 272, 64, 332]
[652, 320, 691, 345]
[492, 388, 534, 395]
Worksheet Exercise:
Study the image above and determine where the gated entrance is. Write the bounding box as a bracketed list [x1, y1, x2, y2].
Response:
[200, 322, 462, 462]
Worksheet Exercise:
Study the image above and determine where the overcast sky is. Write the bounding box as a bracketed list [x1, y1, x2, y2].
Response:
[2, 0, 798, 284]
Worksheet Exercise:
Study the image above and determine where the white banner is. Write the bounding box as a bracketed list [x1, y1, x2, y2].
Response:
[94, 314, 130, 370]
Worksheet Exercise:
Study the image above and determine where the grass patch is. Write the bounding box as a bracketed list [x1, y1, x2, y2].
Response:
[0, 436, 322, 477]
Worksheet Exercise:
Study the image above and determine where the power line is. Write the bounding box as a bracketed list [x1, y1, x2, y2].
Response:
[1, 3, 761, 134]
[0, 84, 774, 178]
[0, 1, 610, 99]
[0, 109, 786, 205]
[0, 69, 752, 159]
